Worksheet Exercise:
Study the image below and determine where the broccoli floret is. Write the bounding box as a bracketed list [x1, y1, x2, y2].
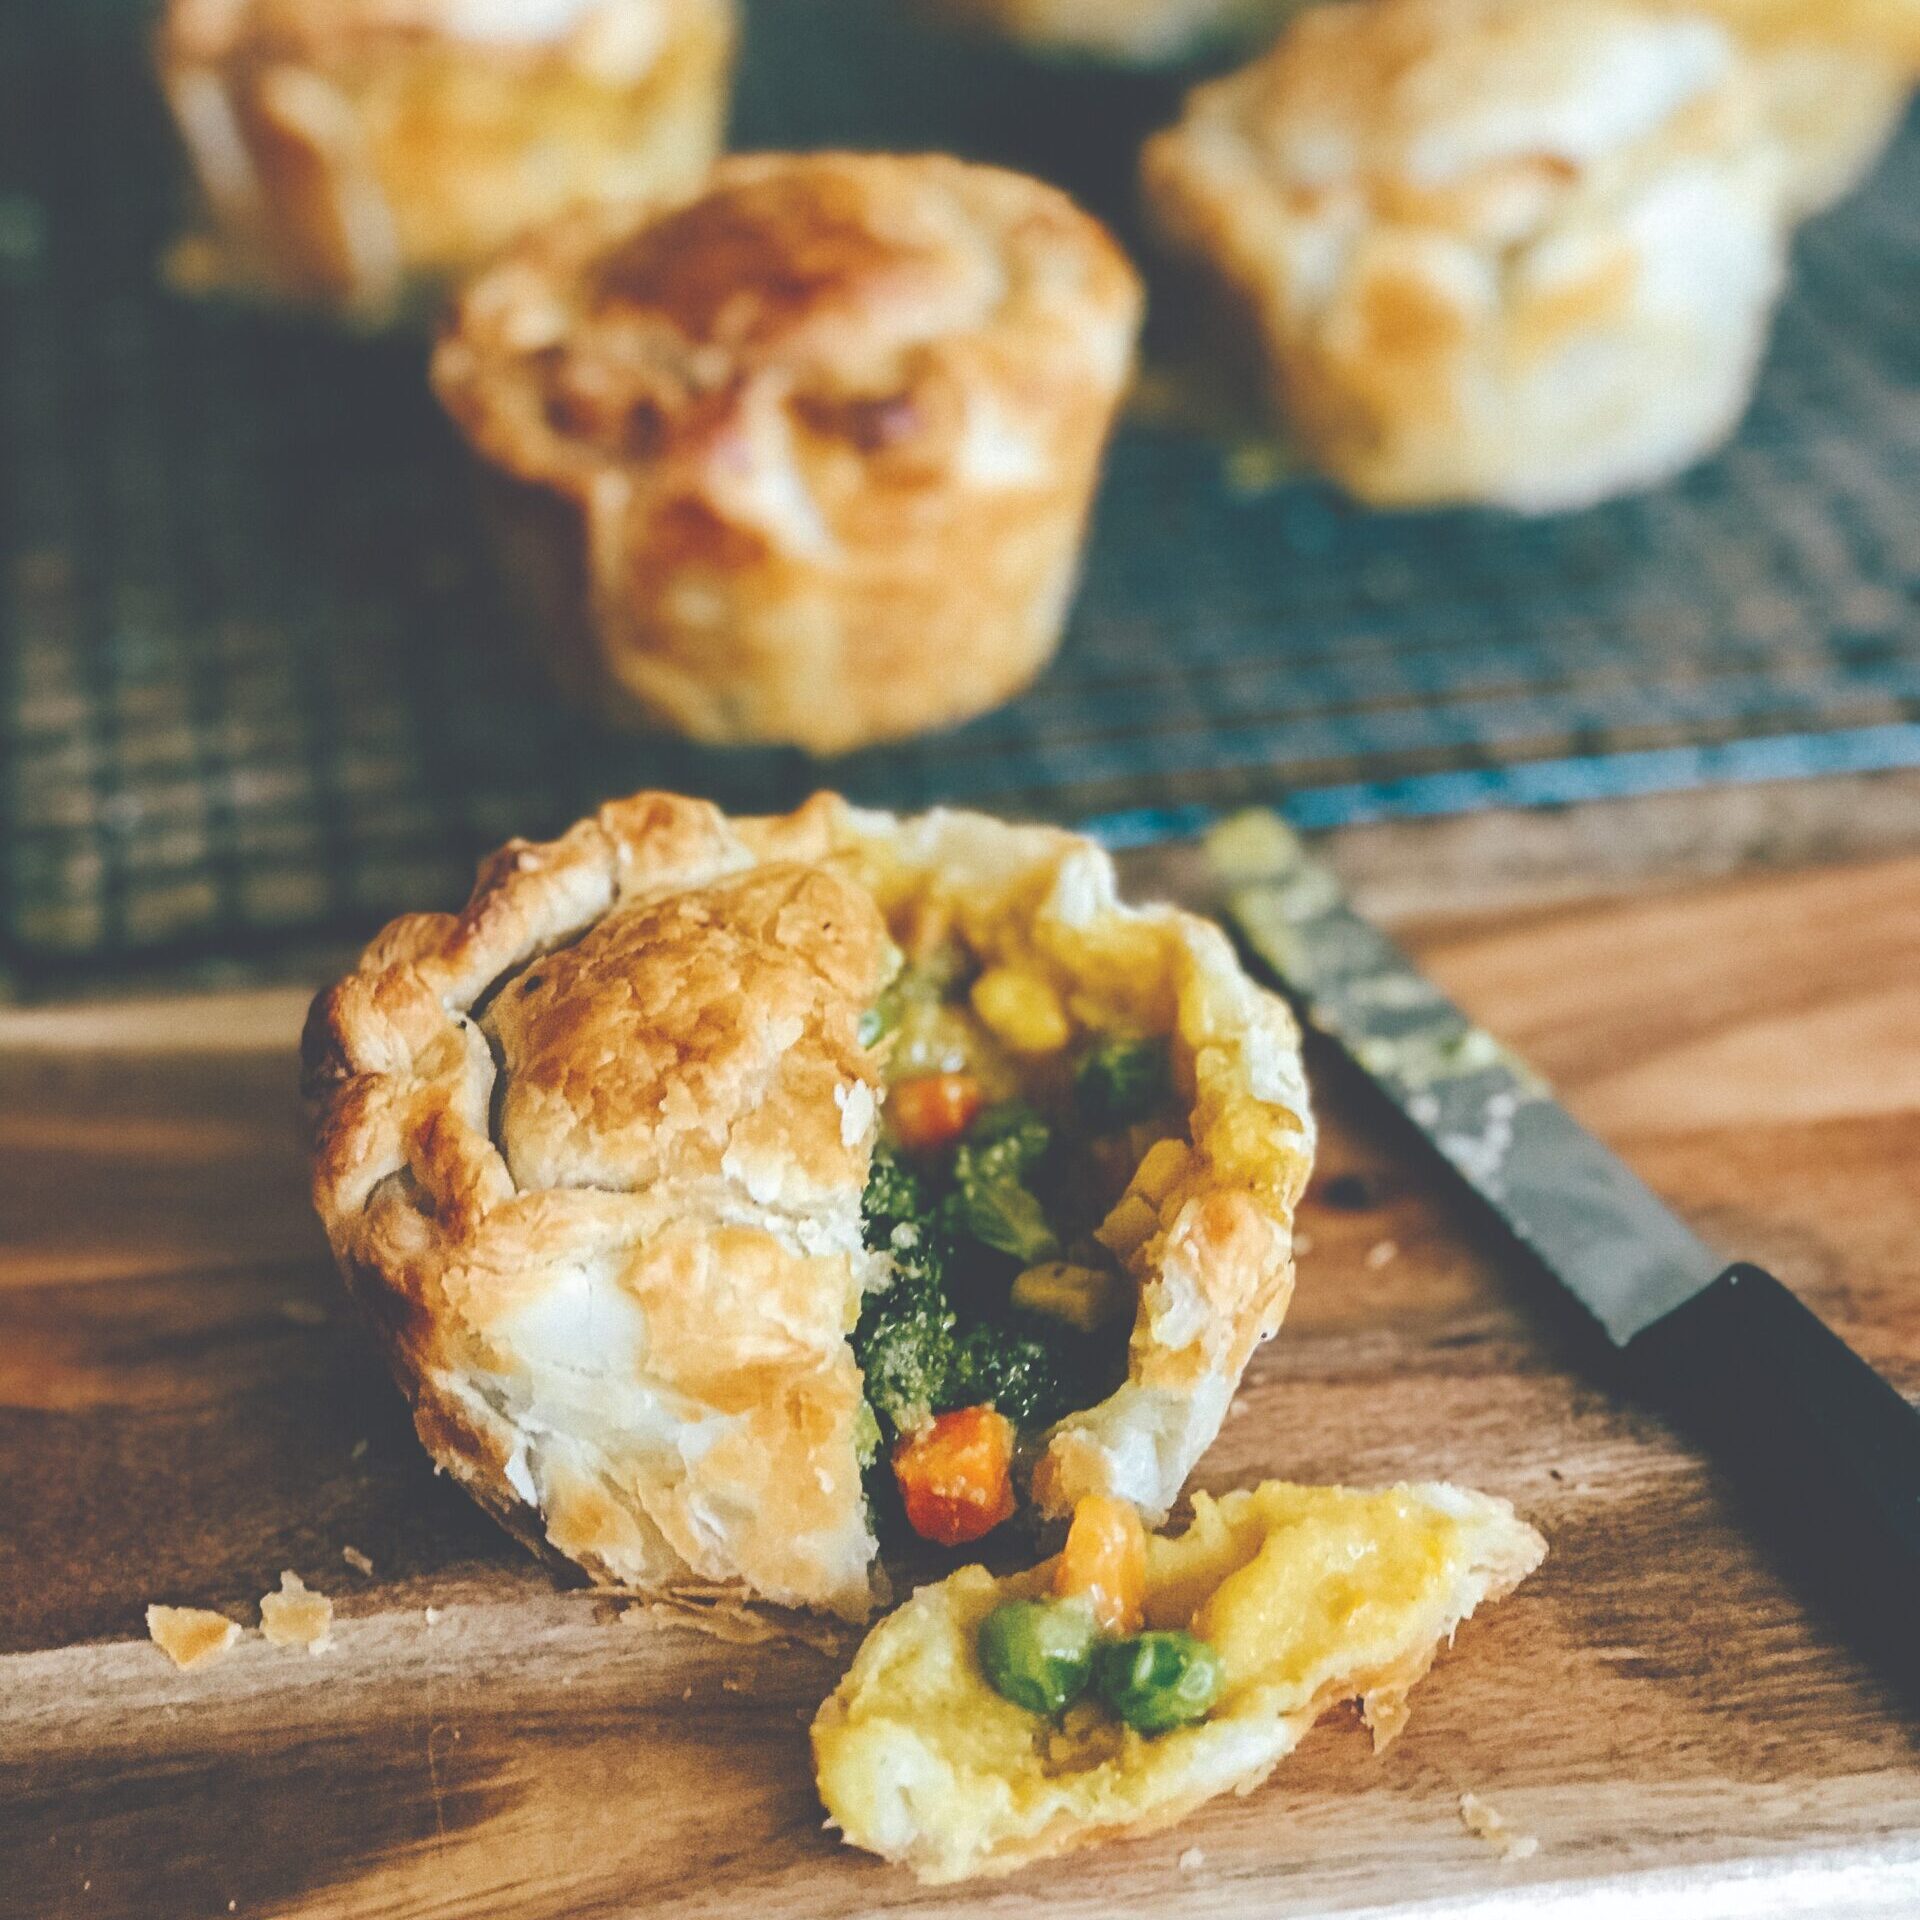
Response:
[856, 1102, 1101, 1445]
[855, 1285, 960, 1434]
[948, 1103, 1060, 1263]
[1075, 1037, 1173, 1130]
[948, 1177, 1058, 1264]
[964, 1102, 1052, 1170]
[856, 1148, 961, 1433]
[862, 1143, 927, 1242]
[956, 1320, 1080, 1431]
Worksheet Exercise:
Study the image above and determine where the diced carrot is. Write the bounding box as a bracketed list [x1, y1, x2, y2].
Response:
[893, 1405, 1017, 1546]
[888, 1073, 985, 1154]
[1053, 1494, 1147, 1634]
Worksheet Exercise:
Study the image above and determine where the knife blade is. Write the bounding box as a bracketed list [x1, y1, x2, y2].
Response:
[1209, 809, 1920, 1707]
[1209, 811, 1716, 1346]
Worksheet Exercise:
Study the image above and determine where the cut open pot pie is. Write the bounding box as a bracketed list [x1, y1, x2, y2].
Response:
[304, 792, 1315, 1619]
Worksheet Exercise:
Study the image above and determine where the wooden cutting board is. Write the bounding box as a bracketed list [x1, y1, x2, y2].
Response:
[5, 850, 1920, 1920]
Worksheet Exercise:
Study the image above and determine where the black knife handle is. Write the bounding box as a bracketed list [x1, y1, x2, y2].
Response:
[1626, 1263, 1920, 1706]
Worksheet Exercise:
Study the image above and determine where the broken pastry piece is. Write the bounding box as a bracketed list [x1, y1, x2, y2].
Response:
[260, 1571, 335, 1652]
[431, 152, 1141, 751]
[303, 791, 1313, 1620]
[146, 1604, 243, 1671]
[813, 1480, 1546, 1882]
[156, 0, 736, 325]
[1142, 0, 1796, 512]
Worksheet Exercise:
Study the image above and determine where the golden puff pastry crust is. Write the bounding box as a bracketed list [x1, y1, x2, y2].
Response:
[813, 1479, 1546, 1882]
[1142, 0, 1796, 512]
[927, 0, 1309, 66]
[157, 0, 736, 325]
[430, 153, 1142, 753]
[303, 791, 1314, 1617]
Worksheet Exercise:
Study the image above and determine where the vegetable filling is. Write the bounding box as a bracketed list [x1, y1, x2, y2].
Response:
[855, 946, 1185, 1547]
[978, 1494, 1225, 1734]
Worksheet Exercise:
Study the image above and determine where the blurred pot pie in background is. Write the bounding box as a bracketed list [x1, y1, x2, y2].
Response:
[431, 153, 1141, 753]
[1141, 0, 1797, 512]
[156, 0, 736, 325]
[925, 0, 1311, 66]
[302, 791, 1314, 1619]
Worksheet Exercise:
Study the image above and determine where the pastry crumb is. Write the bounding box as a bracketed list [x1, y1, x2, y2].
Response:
[1293, 1230, 1315, 1258]
[1177, 1846, 1205, 1871]
[260, 1572, 333, 1653]
[1364, 1238, 1399, 1270]
[424, 1605, 442, 1626]
[349, 1438, 369, 1462]
[1459, 1791, 1538, 1861]
[147, 1605, 241, 1670]
[341, 1546, 374, 1577]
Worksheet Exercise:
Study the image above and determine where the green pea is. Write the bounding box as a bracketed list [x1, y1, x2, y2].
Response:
[1094, 1629, 1223, 1734]
[977, 1600, 1098, 1716]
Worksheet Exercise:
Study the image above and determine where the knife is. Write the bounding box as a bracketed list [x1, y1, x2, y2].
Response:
[1208, 810, 1920, 1708]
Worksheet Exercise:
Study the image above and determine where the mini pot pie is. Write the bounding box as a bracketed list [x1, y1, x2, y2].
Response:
[1140, 0, 1796, 512]
[429, 153, 1143, 753]
[926, 0, 1311, 67]
[814, 1479, 1546, 1881]
[157, 0, 736, 326]
[303, 791, 1314, 1619]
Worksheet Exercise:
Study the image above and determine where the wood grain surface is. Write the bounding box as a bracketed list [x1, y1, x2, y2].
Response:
[4, 851, 1919, 1919]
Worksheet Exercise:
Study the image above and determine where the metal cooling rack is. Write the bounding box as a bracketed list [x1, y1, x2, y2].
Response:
[2, 0, 1917, 971]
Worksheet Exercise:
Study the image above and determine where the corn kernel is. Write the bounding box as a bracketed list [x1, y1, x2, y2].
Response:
[1131, 1137, 1191, 1206]
[1097, 1193, 1160, 1259]
[1011, 1261, 1130, 1333]
[970, 968, 1072, 1055]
